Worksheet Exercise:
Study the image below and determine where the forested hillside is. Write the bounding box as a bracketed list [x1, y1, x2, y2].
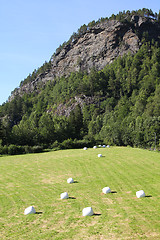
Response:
[1, 9, 160, 154]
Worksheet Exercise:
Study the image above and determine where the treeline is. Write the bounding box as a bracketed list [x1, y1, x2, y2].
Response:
[1, 40, 160, 154]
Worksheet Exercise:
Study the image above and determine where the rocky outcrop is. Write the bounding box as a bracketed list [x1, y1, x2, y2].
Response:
[47, 95, 98, 117]
[50, 20, 139, 76]
[9, 17, 160, 100]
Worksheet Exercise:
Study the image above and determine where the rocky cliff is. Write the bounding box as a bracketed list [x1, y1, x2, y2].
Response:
[10, 16, 160, 100]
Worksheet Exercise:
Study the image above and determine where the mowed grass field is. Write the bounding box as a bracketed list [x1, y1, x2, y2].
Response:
[0, 147, 160, 240]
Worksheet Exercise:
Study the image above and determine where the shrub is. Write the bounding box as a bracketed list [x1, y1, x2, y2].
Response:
[0, 144, 44, 156]
[31, 145, 44, 153]
[8, 145, 24, 155]
[0, 145, 3, 155]
[73, 139, 95, 148]
[2, 145, 8, 155]
[8, 145, 18, 155]
[0, 140, 3, 155]
[60, 139, 73, 149]
[51, 140, 59, 149]
[59, 138, 96, 150]
[24, 145, 32, 154]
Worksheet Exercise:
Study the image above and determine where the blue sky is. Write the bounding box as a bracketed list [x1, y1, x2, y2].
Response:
[0, 0, 159, 105]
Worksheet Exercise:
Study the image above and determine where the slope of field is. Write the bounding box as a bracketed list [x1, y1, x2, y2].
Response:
[0, 147, 160, 239]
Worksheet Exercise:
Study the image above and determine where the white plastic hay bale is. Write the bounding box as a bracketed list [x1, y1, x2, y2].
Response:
[107, 145, 110, 148]
[24, 206, 36, 215]
[103, 145, 106, 148]
[102, 187, 111, 194]
[98, 145, 101, 147]
[98, 153, 102, 157]
[60, 192, 69, 199]
[93, 146, 97, 149]
[82, 207, 94, 216]
[136, 190, 145, 198]
[83, 147, 87, 150]
[67, 177, 74, 184]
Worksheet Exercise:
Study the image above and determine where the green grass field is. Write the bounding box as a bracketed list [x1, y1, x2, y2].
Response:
[0, 147, 160, 239]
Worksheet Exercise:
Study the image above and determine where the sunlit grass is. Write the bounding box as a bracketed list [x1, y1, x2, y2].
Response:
[0, 147, 160, 239]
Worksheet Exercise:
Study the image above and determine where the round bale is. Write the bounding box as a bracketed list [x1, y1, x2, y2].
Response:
[67, 178, 74, 184]
[24, 206, 36, 215]
[98, 154, 102, 157]
[102, 187, 111, 194]
[61, 192, 69, 199]
[82, 207, 94, 216]
[136, 190, 145, 198]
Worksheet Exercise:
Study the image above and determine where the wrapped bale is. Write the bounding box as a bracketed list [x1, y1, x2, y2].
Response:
[136, 190, 145, 198]
[82, 207, 94, 216]
[24, 206, 36, 215]
[67, 178, 74, 184]
[98, 154, 102, 157]
[61, 192, 69, 199]
[93, 146, 97, 149]
[83, 147, 87, 150]
[102, 187, 111, 194]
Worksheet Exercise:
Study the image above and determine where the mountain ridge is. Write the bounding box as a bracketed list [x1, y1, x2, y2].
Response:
[9, 14, 160, 101]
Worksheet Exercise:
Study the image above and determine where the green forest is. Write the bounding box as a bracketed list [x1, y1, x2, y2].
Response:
[1, 9, 160, 155]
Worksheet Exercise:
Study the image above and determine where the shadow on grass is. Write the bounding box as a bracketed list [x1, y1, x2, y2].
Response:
[69, 197, 76, 199]
[35, 212, 43, 214]
[145, 195, 152, 198]
[93, 213, 101, 216]
[111, 191, 117, 194]
[73, 181, 78, 183]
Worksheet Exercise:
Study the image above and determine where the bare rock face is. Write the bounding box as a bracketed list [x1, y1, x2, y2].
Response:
[49, 95, 97, 117]
[49, 20, 140, 78]
[9, 17, 160, 100]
